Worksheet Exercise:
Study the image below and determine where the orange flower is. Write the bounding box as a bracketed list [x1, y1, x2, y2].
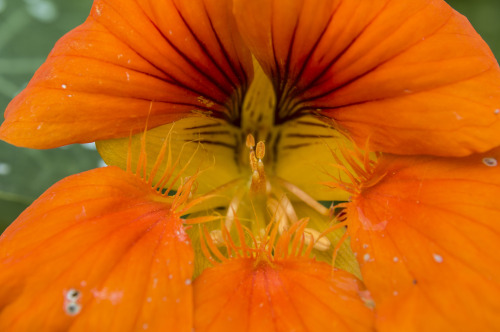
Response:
[1, 0, 500, 331]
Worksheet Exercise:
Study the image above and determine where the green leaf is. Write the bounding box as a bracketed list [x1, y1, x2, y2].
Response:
[0, 191, 31, 233]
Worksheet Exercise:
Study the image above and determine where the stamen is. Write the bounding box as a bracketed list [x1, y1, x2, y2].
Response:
[275, 177, 329, 216]
[225, 207, 238, 233]
[248, 140, 268, 194]
[267, 198, 290, 234]
[224, 186, 246, 230]
[303, 228, 331, 251]
[249, 151, 258, 172]
[270, 188, 298, 224]
[246, 133, 256, 149]
[256, 141, 265, 160]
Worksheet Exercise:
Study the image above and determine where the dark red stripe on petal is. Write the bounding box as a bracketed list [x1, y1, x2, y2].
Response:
[233, 0, 500, 156]
[1, 0, 252, 148]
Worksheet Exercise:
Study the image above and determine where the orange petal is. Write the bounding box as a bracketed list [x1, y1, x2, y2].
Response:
[233, 0, 500, 156]
[194, 257, 374, 332]
[346, 148, 500, 331]
[0, 166, 193, 331]
[0, 0, 252, 148]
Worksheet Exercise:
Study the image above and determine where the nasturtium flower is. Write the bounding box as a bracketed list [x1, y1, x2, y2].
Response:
[1, 0, 500, 331]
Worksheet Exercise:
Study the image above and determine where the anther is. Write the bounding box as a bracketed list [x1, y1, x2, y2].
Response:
[246, 134, 255, 149]
[303, 228, 331, 251]
[256, 141, 265, 160]
[248, 140, 268, 194]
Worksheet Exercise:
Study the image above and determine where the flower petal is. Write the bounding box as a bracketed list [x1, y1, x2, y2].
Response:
[194, 257, 373, 331]
[0, 0, 252, 148]
[233, 0, 500, 156]
[347, 149, 500, 331]
[0, 167, 193, 331]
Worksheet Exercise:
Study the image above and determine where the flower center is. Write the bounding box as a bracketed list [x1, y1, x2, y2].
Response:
[96, 60, 363, 278]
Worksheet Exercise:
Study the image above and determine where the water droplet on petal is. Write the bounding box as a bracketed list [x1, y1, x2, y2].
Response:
[482, 157, 497, 167]
[432, 253, 443, 263]
[65, 288, 81, 302]
[64, 302, 81, 316]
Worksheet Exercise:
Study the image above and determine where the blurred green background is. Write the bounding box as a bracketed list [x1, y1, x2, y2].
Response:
[0, 0, 499, 232]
